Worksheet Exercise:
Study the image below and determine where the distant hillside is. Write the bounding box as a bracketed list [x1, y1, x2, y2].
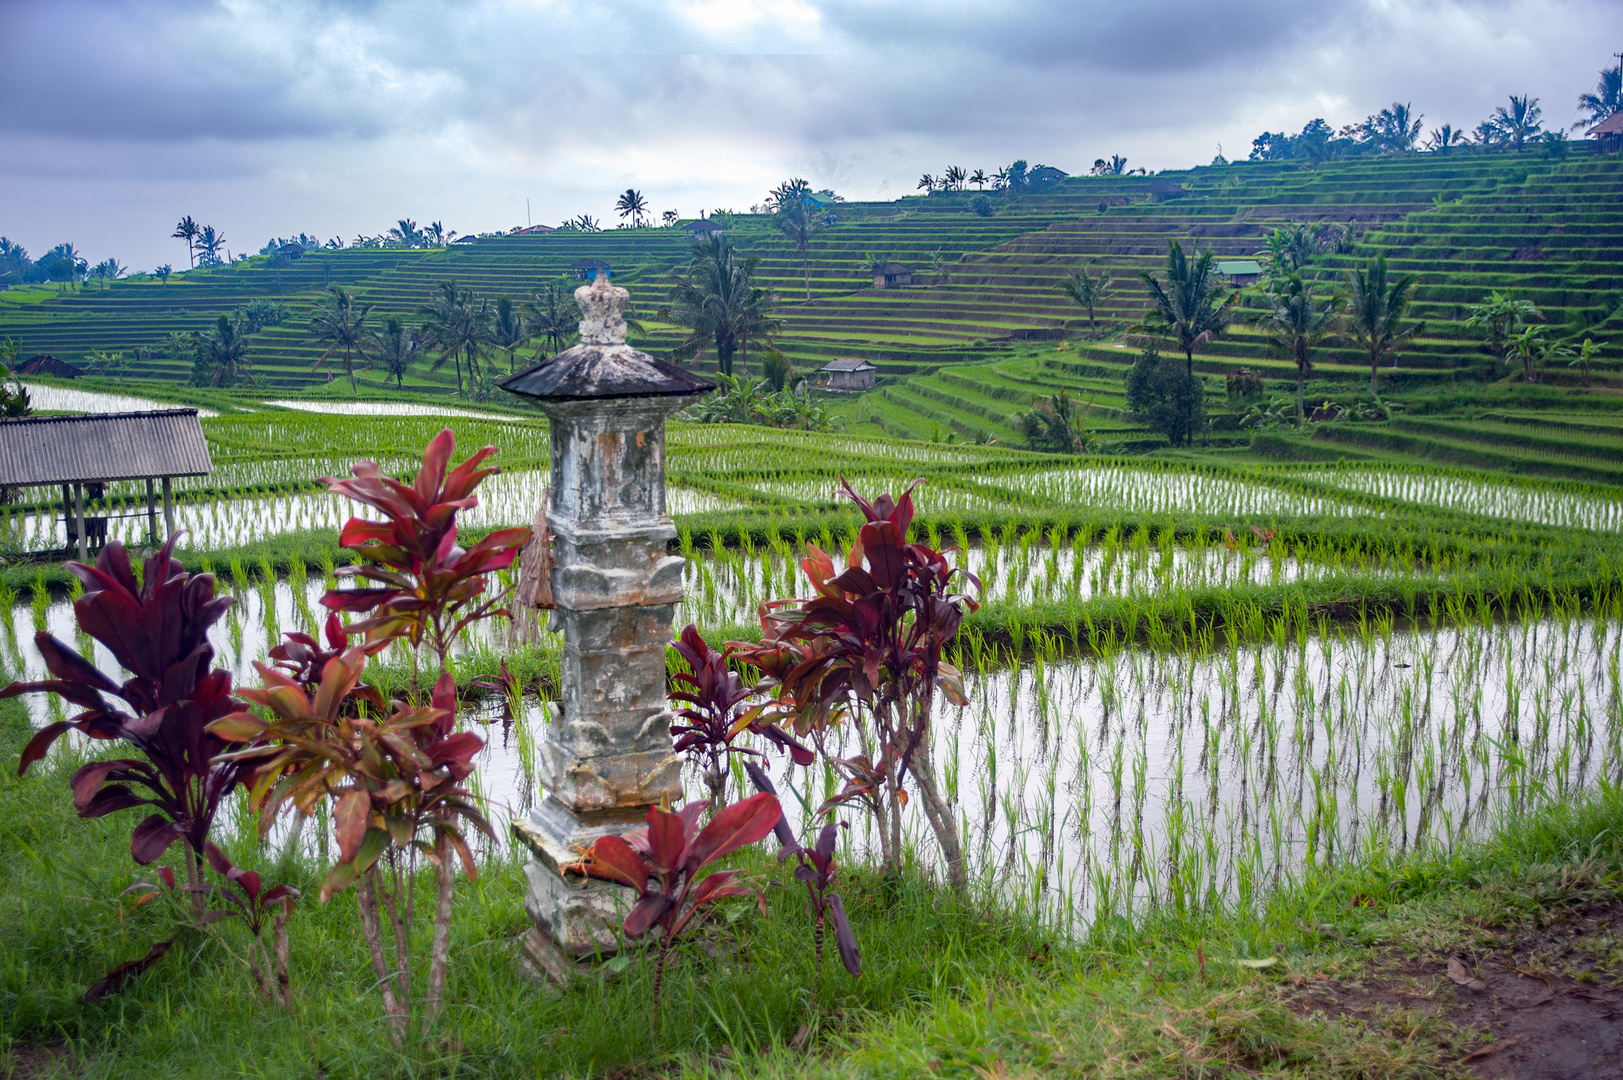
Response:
[4, 148, 1618, 398]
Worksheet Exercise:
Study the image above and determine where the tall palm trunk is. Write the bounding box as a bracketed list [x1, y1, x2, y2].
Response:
[802, 244, 812, 302]
[1296, 361, 1307, 429]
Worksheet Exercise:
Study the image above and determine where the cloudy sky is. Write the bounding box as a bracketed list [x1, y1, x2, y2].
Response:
[2, 0, 1618, 270]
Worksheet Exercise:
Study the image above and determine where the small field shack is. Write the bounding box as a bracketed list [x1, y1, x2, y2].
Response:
[819, 359, 878, 390]
[872, 262, 914, 289]
[0, 409, 213, 557]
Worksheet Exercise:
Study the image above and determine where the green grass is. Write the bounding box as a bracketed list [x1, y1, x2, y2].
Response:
[5, 675, 1621, 1079]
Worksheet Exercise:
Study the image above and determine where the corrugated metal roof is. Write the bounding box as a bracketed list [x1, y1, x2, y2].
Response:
[1218, 260, 1263, 275]
[820, 359, 877, 372]
[0, 409, 213, 486]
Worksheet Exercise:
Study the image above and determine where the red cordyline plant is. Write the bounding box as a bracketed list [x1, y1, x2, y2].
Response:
[212, 428, 527, 1039]
[212, 656, 488, 1035]
[733, 479, 980, 890]
[746, 762, 860, 977]
[3, 538, 245, 905]
[576, 792, 782, 1016]
[669, 623, 813, 806]
[320, 428, 531, 673]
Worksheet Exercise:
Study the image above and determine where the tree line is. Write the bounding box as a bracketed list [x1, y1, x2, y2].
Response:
[1248, 65, 1621, 163]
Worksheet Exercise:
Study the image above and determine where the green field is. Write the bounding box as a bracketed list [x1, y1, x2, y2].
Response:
[6, 147, 1622, 481]
[5, 148, 1623, 1079]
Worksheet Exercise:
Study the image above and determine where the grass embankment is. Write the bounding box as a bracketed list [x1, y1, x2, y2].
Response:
[3, 682, 1621, 1079]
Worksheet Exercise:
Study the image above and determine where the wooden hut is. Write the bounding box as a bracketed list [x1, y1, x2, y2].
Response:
[872, 262, 914, 289]
[570, 258, 612, 282]
[1588, 113, 1623, 153]
[0, 409, 213, 558]
[818, 359, 878, 390]
[1217, 259, 1263, 286]
[685, 219, 726, 241]
[12, 354, 82, 378]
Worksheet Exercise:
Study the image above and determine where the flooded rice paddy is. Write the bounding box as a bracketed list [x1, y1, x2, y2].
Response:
[23, 383, 220, 417]
[9, 541, 1609, 924]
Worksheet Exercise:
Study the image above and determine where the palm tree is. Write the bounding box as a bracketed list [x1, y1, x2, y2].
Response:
[172, 216, 200, 268]
[1344, 254, 1423, 411]
[418, 280, 494, 396]
[195, 226, 225, 265]
[309, 285, 374, 394]
[1247, 272, 1341, 430]
[387, 219, 423, 247]
[1257, 223, 1316, 274]
[368, 316, 425, 388]
[524, 279, 581, 358]
[424, 221, 454, 246]
[1091, 155, 1128, 175]
[1576, 64, 1623, 129]
[1364, 102, 1423, 151]
[1059, 266, 1112, 329]
[663, 234, 779, 377]
[1133, 240, 1238, 380]
[661, 210, 679, 227]
[615, 190, 649, 228]
[943, 166, 967, 191]
[192, 314, 253, 388]
[969, 169, 988, 190]
[492, 295, 530, 373]
[155, 264, 172, 287]
[769, 178, 829, 302]
[1424, 124, 1468, 152]
[1488, 95, 1543, 149]
[917, 174, 936, 193]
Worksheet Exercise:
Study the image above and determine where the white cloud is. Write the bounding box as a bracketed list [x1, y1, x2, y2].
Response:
[0, 0, 1617, 268]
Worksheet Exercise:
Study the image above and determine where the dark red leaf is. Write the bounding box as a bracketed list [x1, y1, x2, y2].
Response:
[827, 894, 862, 976]
[80, 938, 174, 1003]
[129, 814, 183, 864]
[682, 792, 781, 874]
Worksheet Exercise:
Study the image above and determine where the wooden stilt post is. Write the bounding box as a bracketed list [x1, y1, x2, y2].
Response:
[73, 484, 85, 562]
[61, 484, 71, 555]
[161, 476, 174, 540]
[145, 478, 157, 545]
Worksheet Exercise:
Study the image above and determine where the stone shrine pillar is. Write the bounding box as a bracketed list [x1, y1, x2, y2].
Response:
[498, 276, 711, 977]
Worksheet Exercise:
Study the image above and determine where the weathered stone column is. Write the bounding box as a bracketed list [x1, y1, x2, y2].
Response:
[498, 276, 711, 977]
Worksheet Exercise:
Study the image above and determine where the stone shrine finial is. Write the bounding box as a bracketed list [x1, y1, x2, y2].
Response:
[576, 276, 628, 345]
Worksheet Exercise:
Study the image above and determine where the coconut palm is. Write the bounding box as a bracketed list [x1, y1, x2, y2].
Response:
[1258, 223, 1317, 274]
[309, 285, 374, 394]
[195, 226, 226, 265]
[969, 169, 988, 190]
[1425, 124, 1468, 152]
[524, 279, 581, 358]
[1344, 254, 1423, 411]
[769, 178, 830, 302]
[192, 314, 254, 388]
[418, 280, 494, 396]
[424, 221, 455, 246]
[1133, 240, 1238, 380]
[387, 219, 424, 247]
[368, 316, 425, 389]
[943, 166, 967, 191]
[663, 234, 779, 377]
[1576, 65, 1623, 129]
[172, 217, 200, 268]
[491, 295, 530, 374]
[615, 189, 650, 228]
[1364, 102, 1423, 151]
[917, 174, 936, 193]
[1247, 272, 1341, 430]
[1059, 266, 1112, 329]
[1091, 155, 1128, 175]
[1486, 95, 1543, 149]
